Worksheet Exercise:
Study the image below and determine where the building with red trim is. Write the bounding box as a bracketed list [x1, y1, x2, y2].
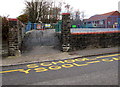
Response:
[83, 11, 120, 28]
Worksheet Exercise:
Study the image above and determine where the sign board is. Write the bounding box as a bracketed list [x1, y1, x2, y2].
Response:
[37, 24, 42, 29]
[72, 25, 77, 28]
[45, 24, 51, 28]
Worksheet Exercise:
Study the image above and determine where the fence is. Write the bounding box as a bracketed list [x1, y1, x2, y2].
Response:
[25, 22, 55, 32]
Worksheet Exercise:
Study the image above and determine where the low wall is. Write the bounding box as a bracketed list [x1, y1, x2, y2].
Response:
[70, 32, 120, 51]
[56, 32, 120, 51]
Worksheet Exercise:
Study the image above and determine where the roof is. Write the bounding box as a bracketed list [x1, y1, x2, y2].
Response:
[101, 11, 117, 16]
[84, 11, 120, 22]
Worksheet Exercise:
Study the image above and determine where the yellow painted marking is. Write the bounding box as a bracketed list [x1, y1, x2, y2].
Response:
[34, 67, 48, 72]
[101, 59, 114, 62]
[89, 58, 97, 60]
[40, 62, 52, 66]
[117, 57, 120, 60]
[27, 64, 39, 68]
[62, 64, 74, 68]
[112, 57, 120, 60]
[49, 66, 61, 70]
[96, 54, 120, 59]
[86, 61, 101, 64]
[73, 63, 88, 66]
[0, 69, 22, 73]
[0, 69, 31, 74]
[19, 69, 31, 74]
[52, 61, 65, 65]
[1, 54, 120, 74]
[64, 59, 75, 63]
[75, 58, 90, 62]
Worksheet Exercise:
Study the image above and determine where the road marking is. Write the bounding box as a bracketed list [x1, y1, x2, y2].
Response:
[73, 63, 88, 66]
[62, 64, 74, 68]
[96, 54, 120, 59]
[89, 58, 97, 60]
[86, 61, 101, 64]
[52, 61, 65, 65]
[26, 54, 119, 68]
[101, 59, 114, 62]
[27, 64, 39, 68]
[64, 59, 76, 63]
[1, 54, 120, 74]
[112, 57, 120, 60]
[0, 69, 22, 73]
[34, 67, 48, 72]
[75, 58, 90, 61]
[49, 66, 62, 70]
[19, 69, 31, 74]
[0, 69, 31, 74]
[40, 62, 52, 66]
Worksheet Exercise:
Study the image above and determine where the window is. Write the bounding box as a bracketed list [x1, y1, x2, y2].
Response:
[100, 20, 104, 25]
[108, 21, 111, 25]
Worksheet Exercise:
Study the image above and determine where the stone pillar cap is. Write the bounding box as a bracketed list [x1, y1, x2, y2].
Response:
[62, 13, 70, 15]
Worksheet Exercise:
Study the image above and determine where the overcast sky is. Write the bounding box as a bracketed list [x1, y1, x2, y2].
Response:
[0, 0, 119, 18]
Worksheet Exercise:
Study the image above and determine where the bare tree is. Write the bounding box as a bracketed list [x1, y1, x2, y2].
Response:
[24, 0, 62, 23]
[81, 11, 86, 20]
[25, 0, 51, 23]
[75, 9, 80, 20]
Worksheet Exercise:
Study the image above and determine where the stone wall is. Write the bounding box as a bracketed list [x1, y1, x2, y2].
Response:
[61, 13, 71, 52]
[70, 33, 120, 51]
[2, 18, 25, 57]
[8, 27, 19, 56]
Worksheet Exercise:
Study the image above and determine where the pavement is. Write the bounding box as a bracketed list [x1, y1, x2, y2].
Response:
[1, 46, 119, 66]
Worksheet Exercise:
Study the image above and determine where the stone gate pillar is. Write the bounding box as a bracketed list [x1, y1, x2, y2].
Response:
[8, 27, 19, 56]
[61, 13, 71, 52]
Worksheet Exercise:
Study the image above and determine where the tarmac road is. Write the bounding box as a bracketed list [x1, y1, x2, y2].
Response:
[1, 53, 119, 85]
